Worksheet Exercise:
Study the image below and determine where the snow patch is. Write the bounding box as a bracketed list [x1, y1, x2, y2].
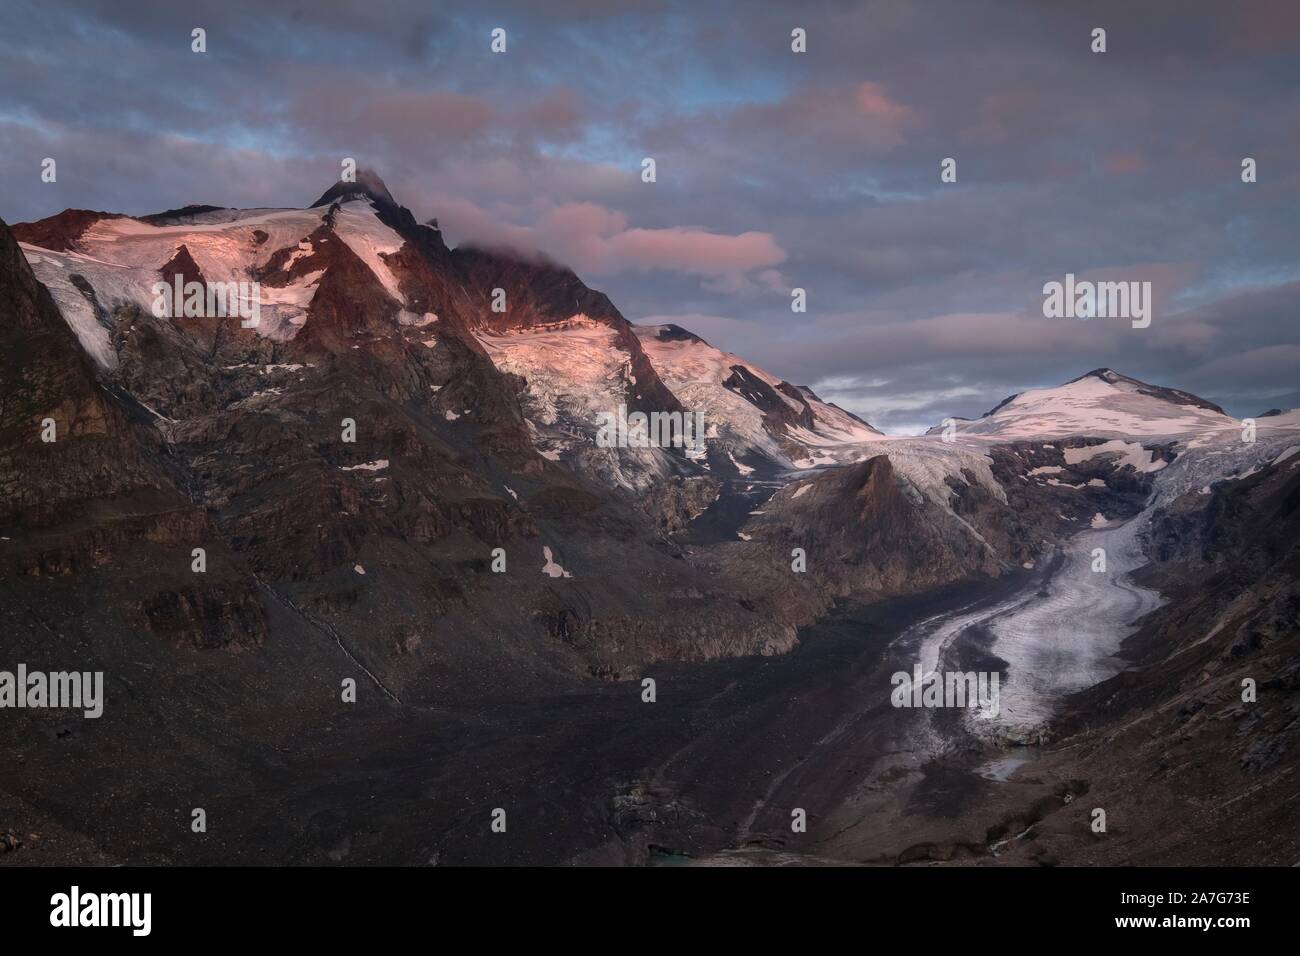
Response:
[1064, 440, 1166, 473]
[728, 451, 755, 475]
[541, 546, 572, 578]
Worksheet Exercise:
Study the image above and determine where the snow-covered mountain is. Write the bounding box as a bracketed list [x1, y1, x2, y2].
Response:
[15, 200, 433, 362]
[471, 318, 885, 490]
[2, 175, 817, 684]
[930, 368, 1239, 440]
[11, 174, 1298, 525]
[912, 367, 1299, 518]
[12, 177, 888, 493]
[472, 315, 684, 490]
[634, 324, 881, 467]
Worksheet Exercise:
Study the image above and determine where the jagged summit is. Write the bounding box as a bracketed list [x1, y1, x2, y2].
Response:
[631, 322, 883, 457]
[310, 168, 399, 212]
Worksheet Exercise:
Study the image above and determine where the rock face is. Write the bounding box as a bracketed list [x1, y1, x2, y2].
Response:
[1, 184, 808, 694]
[738, 456, 1002, 601]
[450, 244, 686, 422]
[0, 213, 152, 521]
[0, 214, 268, 648]
[10, 209, 125, 252]
[310, 167, 401, 214]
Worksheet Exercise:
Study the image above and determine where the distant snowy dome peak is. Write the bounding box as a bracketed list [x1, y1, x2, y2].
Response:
[1065, 368, 1226, 414]
[933, 368, 1238, 440]
[310, 168, 399, 212]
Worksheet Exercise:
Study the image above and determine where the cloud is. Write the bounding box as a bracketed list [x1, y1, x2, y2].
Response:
[854, 82, 915, 137]
[439, 196, 785, 285]
[1, 0, 1297, 427]
[1189, 344, 1300, 389]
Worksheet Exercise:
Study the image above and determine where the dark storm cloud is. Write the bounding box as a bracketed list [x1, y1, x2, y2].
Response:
[1, 0, 1296, 431]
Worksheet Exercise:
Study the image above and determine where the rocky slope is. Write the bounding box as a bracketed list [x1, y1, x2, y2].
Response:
[2, 181, 813, 698]
[633, 322, 881, 471]
[979, 447, 1300, 865]
[0, 207, 267, 649]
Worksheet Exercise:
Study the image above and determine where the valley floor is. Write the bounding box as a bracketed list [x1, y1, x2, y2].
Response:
[5, 530, 1253, 874]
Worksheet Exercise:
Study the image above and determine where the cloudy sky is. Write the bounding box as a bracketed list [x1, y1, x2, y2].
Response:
[2, 0, 1297, 432]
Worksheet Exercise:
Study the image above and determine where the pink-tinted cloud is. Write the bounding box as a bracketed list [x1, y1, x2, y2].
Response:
[904, 311, 1106, 354]
[855, 82, 913, 127]
[605, 227, 784, 276]
[434, 195, 786, 285]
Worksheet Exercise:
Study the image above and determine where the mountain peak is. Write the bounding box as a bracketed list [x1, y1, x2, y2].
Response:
[938, 367, 1233, 440]
[1069, 368, 1138, 387]
[1063, 368, 1225, 414]
[310, 168, 398, 211]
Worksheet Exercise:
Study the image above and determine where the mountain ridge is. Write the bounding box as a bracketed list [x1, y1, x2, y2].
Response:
[11, 188, 1270, 447]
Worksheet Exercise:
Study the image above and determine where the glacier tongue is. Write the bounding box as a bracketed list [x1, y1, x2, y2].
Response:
[900, 410, 1300, 747]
